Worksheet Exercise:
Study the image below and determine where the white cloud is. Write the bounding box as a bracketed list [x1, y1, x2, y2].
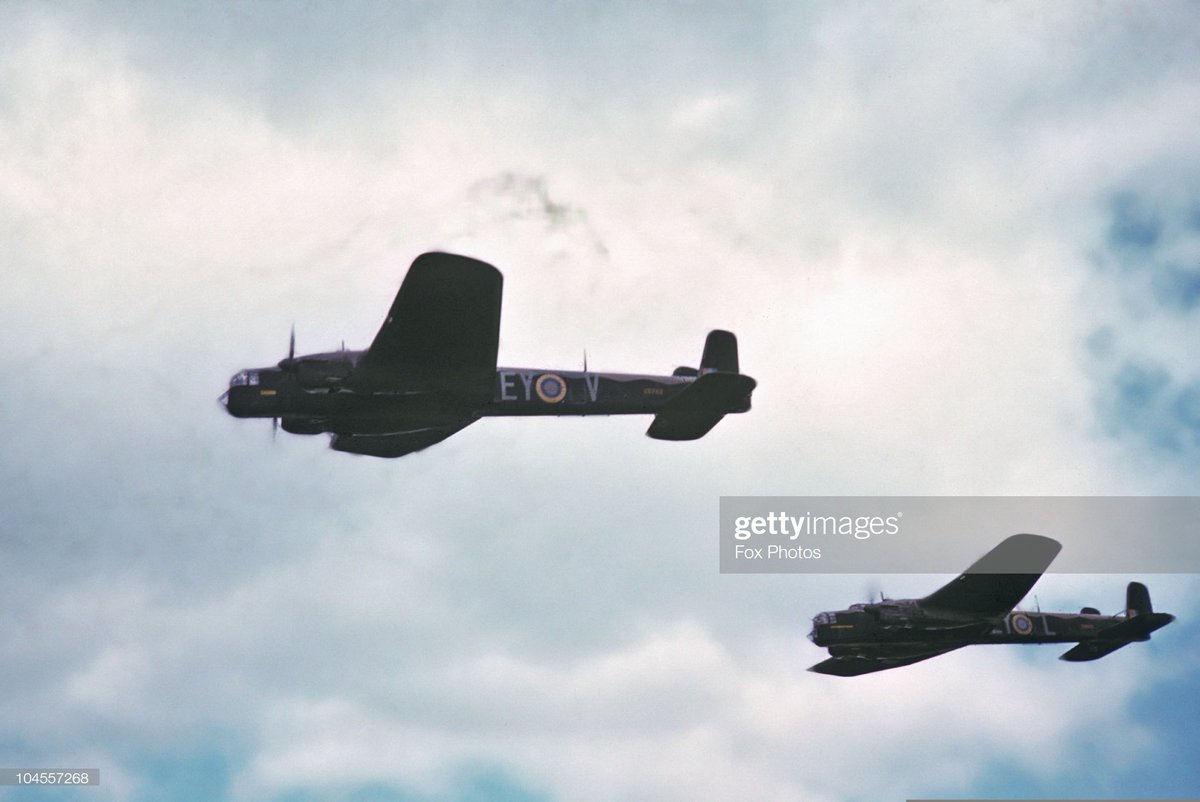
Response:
[231, 605, 1166, 802]
[3, 4, 1200, 801]
[668, 91, 749, 131]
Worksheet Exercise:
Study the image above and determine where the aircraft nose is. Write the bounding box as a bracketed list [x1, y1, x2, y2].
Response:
[218, 390, 230, 408]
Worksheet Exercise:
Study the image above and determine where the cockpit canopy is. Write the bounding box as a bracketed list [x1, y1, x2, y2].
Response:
[230, 370, 260, 387]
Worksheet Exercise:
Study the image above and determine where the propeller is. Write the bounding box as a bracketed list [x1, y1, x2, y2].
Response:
[273, 324, 295, 440]
[277, 324, 298, 373]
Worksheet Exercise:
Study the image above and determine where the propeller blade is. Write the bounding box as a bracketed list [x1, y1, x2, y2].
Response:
[279, 325, 297, 372]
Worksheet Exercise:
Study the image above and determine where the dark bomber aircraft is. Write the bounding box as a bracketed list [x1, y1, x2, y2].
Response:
[221, 252, 756, 457]
[808, 534, 1175, 677]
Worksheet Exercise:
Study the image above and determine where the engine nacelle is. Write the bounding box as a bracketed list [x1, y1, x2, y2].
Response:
[282, 418, 326, 435]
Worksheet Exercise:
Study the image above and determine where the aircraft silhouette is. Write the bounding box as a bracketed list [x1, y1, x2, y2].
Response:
[808, 534, 1175, 676]
[221, 252, 755, 457]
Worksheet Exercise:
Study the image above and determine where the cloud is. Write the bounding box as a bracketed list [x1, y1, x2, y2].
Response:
[1085, 188, 1200, 466]
[4, 4, 1200, 802]
[1108, 192, 1165, 253]
[5, 522, 1193, 802]
[1096, 360, 1200, 455]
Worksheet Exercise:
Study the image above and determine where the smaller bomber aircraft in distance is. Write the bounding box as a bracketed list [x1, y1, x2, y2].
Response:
[808, 533, 1175, 677]
[221, 252, 756, 458]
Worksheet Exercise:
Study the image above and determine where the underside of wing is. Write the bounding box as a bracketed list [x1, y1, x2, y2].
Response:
[920, 534, 1062, 620]
[329, 419, 476, 458]
[354, 253, 503, 393]
[809, 644, 964, 677]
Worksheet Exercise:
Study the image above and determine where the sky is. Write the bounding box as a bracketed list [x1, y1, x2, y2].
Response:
[2, 2, 1200, 800]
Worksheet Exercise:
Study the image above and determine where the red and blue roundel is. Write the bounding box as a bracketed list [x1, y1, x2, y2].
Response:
[535, 373, 568, 403]
[1010, 612, 1034, 636]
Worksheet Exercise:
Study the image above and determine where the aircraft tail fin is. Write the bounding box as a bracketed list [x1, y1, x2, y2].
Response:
[1127, 581, 1153, 617]
[700, 329, 739, 374]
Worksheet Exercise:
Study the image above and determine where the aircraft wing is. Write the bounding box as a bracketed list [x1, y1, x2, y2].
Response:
[809, 644, 965, 677]
[919, 534, 1062, 621]
[353, 252, 503, 393]
[329, 419, 476, 458]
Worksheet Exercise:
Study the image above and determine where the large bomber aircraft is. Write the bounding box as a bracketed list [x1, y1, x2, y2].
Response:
[221, 252, 756, 457]
[808, 534, 1175, 677]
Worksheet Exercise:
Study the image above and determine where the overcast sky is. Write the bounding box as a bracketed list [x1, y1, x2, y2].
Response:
[2, 2, 1199, 801]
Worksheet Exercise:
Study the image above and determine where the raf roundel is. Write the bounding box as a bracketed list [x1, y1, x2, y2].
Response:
[1010, 612, 1034, 636]
[535, 373, 568, 404]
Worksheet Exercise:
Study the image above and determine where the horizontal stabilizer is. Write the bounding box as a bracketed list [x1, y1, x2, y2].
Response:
[1059, 609, 1175, 661]
[646, 372, 756, 441]
[1059, 639, 1133, 662]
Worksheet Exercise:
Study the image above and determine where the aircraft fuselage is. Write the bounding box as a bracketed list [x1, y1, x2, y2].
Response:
[222, 254, 755, 456]
[220, 357, 738, 433]
[807, 538, 1174, 675]
[809, 602, 1174, 653]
